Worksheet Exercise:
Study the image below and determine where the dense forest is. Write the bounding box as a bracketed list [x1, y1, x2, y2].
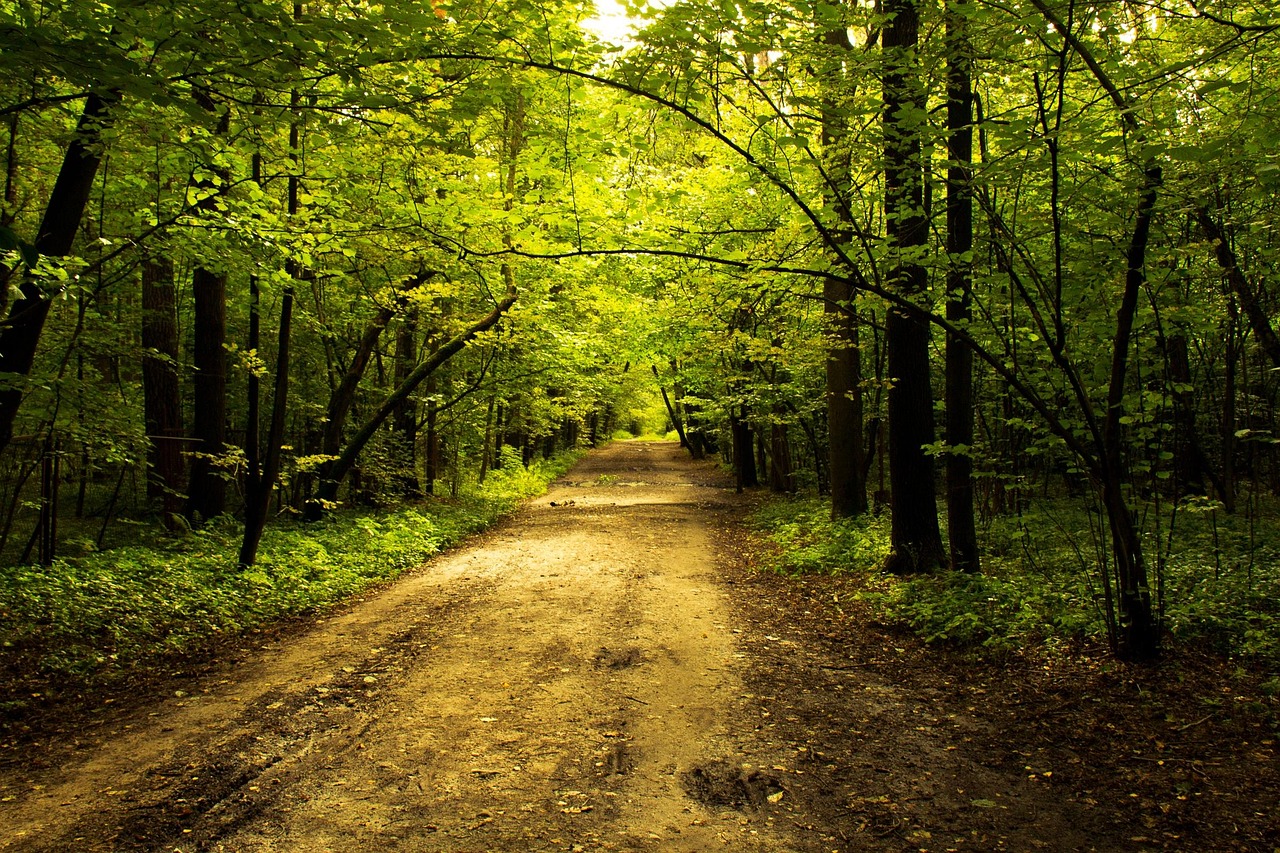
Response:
[1, 0, 1278, 683]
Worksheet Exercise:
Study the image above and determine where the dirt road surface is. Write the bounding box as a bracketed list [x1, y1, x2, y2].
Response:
[0, 442, 810, 851]
[0, 442, 1175, 852]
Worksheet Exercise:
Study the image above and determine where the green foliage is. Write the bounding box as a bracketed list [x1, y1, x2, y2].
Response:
[750, 495, 1280, 665]
[748, 497, 888, 575]
[0, 451, 580, 705]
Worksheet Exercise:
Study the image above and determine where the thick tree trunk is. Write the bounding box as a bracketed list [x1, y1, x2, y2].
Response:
[0, 91, 118, 453]
[1163, 332, 1225, 501]
[825, 277, 868, 518]
[140, 254, 184, 525]
[882, 0, 945, 574]
[944, 0, 979, 573]
[187, 264, 228, 521]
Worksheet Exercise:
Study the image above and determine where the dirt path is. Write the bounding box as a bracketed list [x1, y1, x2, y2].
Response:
[0, 442, 810, 852]
[4, 441, 1257, 853]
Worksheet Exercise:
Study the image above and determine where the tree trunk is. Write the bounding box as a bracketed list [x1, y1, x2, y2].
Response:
[653, 365, 690, 448]
[392, 316, 422, 498]
[308, 285, 518, 516]
[730, 409, 758, 492]
[1101, 165, 1163, 660]
[769, 420, 795, 493]
[882, 0, 945, 573]
[0, 90, 118, 453]
[1196, 206, 1280, 370]
[239, 282, 294, 567]
[140, 254, 184, 525]
[825, 276, 868, 518]
[187, 265, 228, 521]
[944, 0, 979, 573]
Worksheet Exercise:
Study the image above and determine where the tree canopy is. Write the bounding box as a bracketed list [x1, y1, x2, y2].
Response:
[3, 0, 1280, 661]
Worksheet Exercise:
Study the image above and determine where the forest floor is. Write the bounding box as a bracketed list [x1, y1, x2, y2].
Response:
[0, 441, 1275, 852]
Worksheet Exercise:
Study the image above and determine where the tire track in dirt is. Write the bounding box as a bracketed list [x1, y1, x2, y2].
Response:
[0, 442, 810, 852]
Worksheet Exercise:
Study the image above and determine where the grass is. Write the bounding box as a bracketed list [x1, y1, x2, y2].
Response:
[0, 450, 581, 710]
[748, 494, 1280, 667]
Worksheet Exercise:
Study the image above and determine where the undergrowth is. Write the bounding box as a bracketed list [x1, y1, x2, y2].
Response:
[0, 450, 580, 709]
[750, 495, 1280, 667]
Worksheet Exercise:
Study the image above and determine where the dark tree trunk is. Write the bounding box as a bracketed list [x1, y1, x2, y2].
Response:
[392, 317, 421, 498]
[653, 365, 690, 449]
[769, 420, 795, 493]
[424, 380, 441, 496]
[239, 282, 294, 567]
[0, 91, 118, 453]
[825, 277, 868, 518]
[308, 286, 518, 516]
[882, 0, 945, 573]
[1221, 301, 1239, 512]
[185, 96, 232, 523]
[1101, 165, 1163, 660]
[1164, 332, 1224, 501]
[187, 264, 228, 521]
[944, 0, 979, 573]
[322, 304, 395, 460]
[1197, 207, 1280, 370]
[140, 254, 184, 525]
[730, 409, 758, 492]
[480, 396, 497, 481]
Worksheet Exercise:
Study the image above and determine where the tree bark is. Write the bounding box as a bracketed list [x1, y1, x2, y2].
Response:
[825, 276, 868, 518]
[0, 90, 118, 453]
[141, 253, 184, 525]
[392, 315, 422, 498]
[882, 0, 945, 573]
[653, 365, 690, 449]
[730, 408, 758, 492]
[308, 285, 518, 515]
[186, 266, 228, 521]
[239, 281, 293, 567]
[944, 0, 979, 573]
[1195, 206, 1280, 370]
[1101, 164, 1163, 660]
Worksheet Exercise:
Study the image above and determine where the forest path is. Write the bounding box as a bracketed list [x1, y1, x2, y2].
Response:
[0, 441, 1134, 853]
[0, 442, 811, 852]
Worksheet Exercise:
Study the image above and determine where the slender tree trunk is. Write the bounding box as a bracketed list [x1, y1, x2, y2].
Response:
[241, 72, 301, 565]
[1221, 300, 1239, 512]
[653, 365, 690, 448]
[308, 287, 518, 514]
[944, 0, 979, 572]
[1101, 165, 1163, 660]
[882, 0, 944, 573]
[392, 316, 422, 498]
[140, 253, 184, 525]
[730, 408, 758, 492]
[185, 96, 232, 522]
[769, 420, 795, 493]
[816, 16, 868, 519]
[1196, 206, 1280, 369]
[479, 395, 497, 482]
[239, 280, 293, 567]
[0, 90, 118, 453]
